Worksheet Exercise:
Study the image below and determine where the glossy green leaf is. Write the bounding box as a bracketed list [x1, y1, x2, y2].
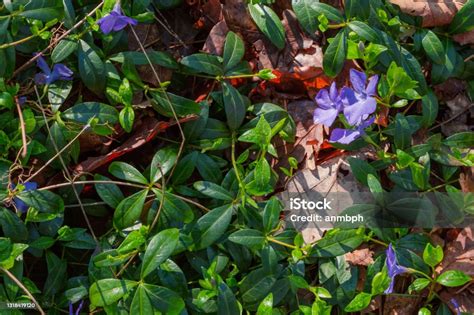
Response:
[449, 0, 474, 34]
[51, 39, 77, 63]
[193, 181, 234, 201]
[217, 282, 240, 315]
[348, 21, 379, 42]
[248, 4, 286, 50]
[150, 146, 178, 183]
[223, 31, 245, 71]
[113, 190, 148, 230]
[62, 102, 119, 125]
[141, 228, 179, 278]
[181, 53, 223, 75]
[78, 40, 106, 95]
[323, 30, 347, 77]
[94, 174, 124, 208]
[228, 229, 266, 248]
[222, 81, 247, 130]
[109, 162, 148, 184]
[89, 279, 138, 307]
[344, 292, 372, 312]
[436, 270, 471, 287]
[421, 30, 445, 64]
[423, 243, 443, 267]
[191, 205, 234, 250]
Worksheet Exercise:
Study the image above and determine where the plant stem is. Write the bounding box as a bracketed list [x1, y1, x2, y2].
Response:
[267, 237, 297, 249]
[367, 236, 389, 247]
[0, 267, 45, 315]
[0, 26, 50, 49]
[231, 132, 246, 201]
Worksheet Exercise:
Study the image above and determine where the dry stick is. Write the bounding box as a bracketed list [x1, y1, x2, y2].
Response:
[39, 180, 147, 191]
[14, 96, 28, 158]
[23, 122, 90, 183]
[0, 267, 45, 315]
[428, 104, 474, 132]
[11, 1, 104, 78]
[34, 87, 98, 243]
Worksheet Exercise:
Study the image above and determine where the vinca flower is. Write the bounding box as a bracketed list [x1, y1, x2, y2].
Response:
[384, 244, 407, 294]
[12, 181, 37, 213]
[343, 69, 379, 126]
[329, 116, 374, 144]
[69, 300, 84, 315]
[34, 55, 73, 85]
[97, 3, 138, 35]
[312, 69, 378, 144]
[450, 298, 461, 315]
[313, 82, 344, 127]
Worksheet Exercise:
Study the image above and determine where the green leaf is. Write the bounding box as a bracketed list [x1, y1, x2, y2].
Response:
[109, 162, 148, 185]
[421, 90, 438, 128]
[217, 282, 240, 315]
[62, 102, 118, 125]
[193, 181, 234, 201]
[345, 0, 370, 20]
[195, 153, 222, 183]
[371, 271, 390, 295]
[408, 278, 430, 293]
[44, 252, 67, 297]
[20, 8, 62, 21]
[0, 208, 28, 242]
[240, 268, 276, 304]
[181, 53, 223, 75]
[436, 270, 471, 287]
[191, 205, 234, 250]
[263, 197, 282, 233]
[239, 115, 272, 145]
[78, 40, 105, 95]
[222, 81, 247, 130]
[394, 113, 412, 149]
[423, 243, 443, 267]
[94, 174, 124, 208]
[223, 31, 245, 71]
[323, 30, 347, 77]
[171, 152, 197, 185]
[51, 39, 77, 63]
[292, 0, 344, 34]
[109, 51, 179, 69]
[151, 91, 201, 117]
[449, 0, 474, 34]
[311, 229, 365, 257]
[89, 279, 138, 307]
[421, 30, 445, 64]
[150, 146, 178, 183]
[256, 293, 273, 315]
[113, 190, 148, 230]
[119, 106, 135, 133]
[246, 158, 272, 196]
[344, 292, 372, 312]
[436, 303, 453, 315]
[131, 284, 184, 314]
[248, 4, 286, 50]
[117, 230, 146, 254]
[17, 190, 64, 213]
[348, 21, 379, 42]
[229, 229, 266, 248]
[48, 80, 73, 113]
[141, 228, 179, 278]
[443, 132, 474, 148]
[348, 157, 378, 186]
[0, 237, 12, 262]
[418, 307, 432, 315]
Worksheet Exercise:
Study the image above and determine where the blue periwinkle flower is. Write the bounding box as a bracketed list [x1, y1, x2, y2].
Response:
[97, 3, 138, 35]
[69, 300, 84, 315]
[34, 55, 73, 85]
[385, 244, 407, 294]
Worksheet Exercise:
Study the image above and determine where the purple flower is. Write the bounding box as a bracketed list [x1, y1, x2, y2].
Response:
[313, 82, 343, 127]
[450, 298, 461, 315]
[12, 181, 37, 213]
[384, 244, 407, 294]
[34, 54, 73, 85]
[97, 3, 138, 35]
[342, 69, 379, 126]
[329, 116, 374, 144]
[69, 300, 84, 315]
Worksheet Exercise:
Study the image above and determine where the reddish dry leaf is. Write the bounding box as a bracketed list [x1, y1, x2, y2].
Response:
[203, 20, 229, 56]
[459, 167, 474, 193]
[73, 116, 196, 175]
[436, 227, 474, 278]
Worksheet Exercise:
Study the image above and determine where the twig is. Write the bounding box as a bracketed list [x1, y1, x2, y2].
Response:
[23, 122, 90, 183]
[11, 1, 104, 78]
[39, 180, 147, 191]
[428, 104, 474, 131]
[0, 267, 45, 315]
[14, 96, 28, 158]
[464, 54, 474, 62]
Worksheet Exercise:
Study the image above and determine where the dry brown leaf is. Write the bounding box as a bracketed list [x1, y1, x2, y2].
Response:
[436, 227, 474, 277]
[440, 286, 474, 314]
[345, 247, 375, 266]
[389, 0, 466, 27]
[383, 295, 420, 315]
[203, 20, 229, 56]
[459, 167, 474, 193]
[441, 94, 474, 136]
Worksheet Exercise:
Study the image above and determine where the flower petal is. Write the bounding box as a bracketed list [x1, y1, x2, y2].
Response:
[329, 128, 361, 144]
[97, 16, 116, 34]
[34, 73, 48, 85]
[112, 16, 133, 31]
[314, 107, 339, 127]
[35, 55, 51, 75]
[315, 88, 333, 109]
[52, 64, 73, 81]
[366, 74, 379, 96]
[329, 82, 338, 101]
[350, 69, 367, 94]
[343, 97, 377, 126]
[341, 87, 359, 107]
